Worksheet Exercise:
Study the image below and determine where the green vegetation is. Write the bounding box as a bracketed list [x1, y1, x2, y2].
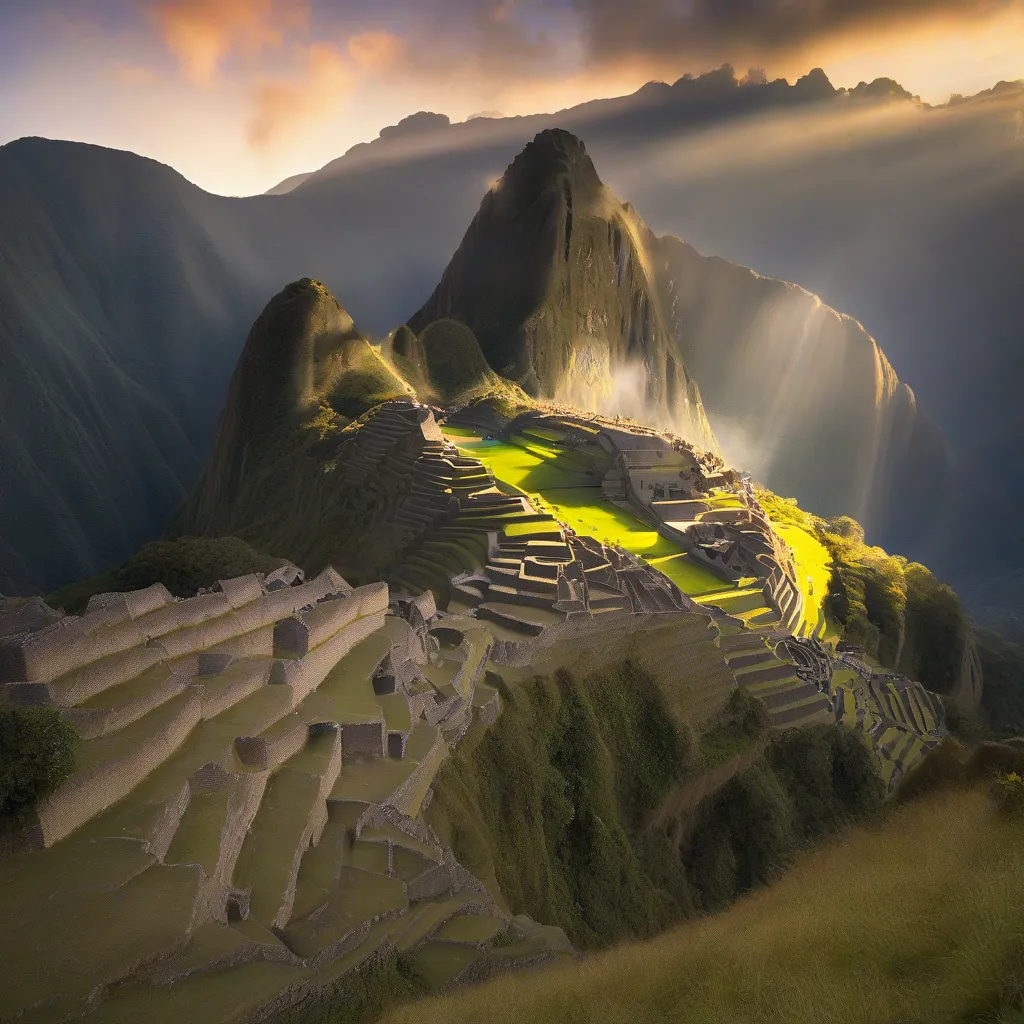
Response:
[696, 687, 770, 772]
[427, 662, 693, 949]
[391, 319, 531, 415]
[386, 784, 1024, 1024]
[428, 661, 882, 949]
[420, 320, 493, 401]
[757, 490, 973, 697]
[994, 771, 1024, 816]
[685, 725, 883, 912]
[974, 628, 1024, 740]
[446, 427, 723, 595]
[327, 342, 412, 420]
[0, 704, 78, 820]
[771, 522, 832, 636]
[48, 535, 287, 613]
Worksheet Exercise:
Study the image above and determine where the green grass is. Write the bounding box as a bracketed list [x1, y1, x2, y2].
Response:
[771, 522, 832, 637]
[384, 784, 1024, 1024]
[445, 427, 723, 596]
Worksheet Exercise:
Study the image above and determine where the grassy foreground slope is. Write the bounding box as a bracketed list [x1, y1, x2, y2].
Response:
[387, 784, 1024, 1024]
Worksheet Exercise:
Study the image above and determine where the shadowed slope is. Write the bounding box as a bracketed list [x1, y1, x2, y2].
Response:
[0, 139, 266, 595]
[659, 238, 955, 541]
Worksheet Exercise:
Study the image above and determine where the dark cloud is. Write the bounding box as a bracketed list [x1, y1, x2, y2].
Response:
[570, 0, 1021, 65]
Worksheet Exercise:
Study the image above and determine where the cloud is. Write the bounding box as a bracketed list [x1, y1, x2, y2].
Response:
[247, 42, 352, 148]
[569, 0, 1023, 70]
[347, 30, 404, 70]
[152, 0, 307, 83]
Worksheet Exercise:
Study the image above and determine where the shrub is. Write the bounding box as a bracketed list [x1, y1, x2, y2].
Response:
[697, 686, 770, 771]
[993, 771, 1024, 816]
[0, 704, 78, 820]
[48, 535, 289, 613]
[686, 724, 884, 912]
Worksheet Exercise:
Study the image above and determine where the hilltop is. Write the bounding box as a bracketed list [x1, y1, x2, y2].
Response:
[408, 130, 717, 448]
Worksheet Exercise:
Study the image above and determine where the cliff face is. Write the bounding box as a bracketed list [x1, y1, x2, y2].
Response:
[409, 129, 719, 451]
[656, 237, 954, 540]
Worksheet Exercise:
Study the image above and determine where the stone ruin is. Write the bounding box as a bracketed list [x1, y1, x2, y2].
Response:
[0, 564, 573, 1021]
[831, 649, 947, 790]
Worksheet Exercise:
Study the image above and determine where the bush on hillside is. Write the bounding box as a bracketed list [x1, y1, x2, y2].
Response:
[993, 771, 1024, 816]
[697, 686, 770, 771]
[48, 535, 289, 613]
[0, 705, 78, 820]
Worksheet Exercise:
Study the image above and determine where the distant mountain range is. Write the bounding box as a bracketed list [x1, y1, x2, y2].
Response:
[1, 66, 1021, 621]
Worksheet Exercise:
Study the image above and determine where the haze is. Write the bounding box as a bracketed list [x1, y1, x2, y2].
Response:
[1, 0, 1022, 196]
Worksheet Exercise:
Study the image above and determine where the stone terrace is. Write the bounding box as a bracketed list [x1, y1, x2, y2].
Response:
[0, 571, 571, 1022]
[832, 654, 947, 790]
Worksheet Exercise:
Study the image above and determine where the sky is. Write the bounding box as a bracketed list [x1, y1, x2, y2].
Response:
[1, 0, 1022, 196]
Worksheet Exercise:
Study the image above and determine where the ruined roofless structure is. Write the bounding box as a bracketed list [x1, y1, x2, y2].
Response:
[0, 563, 572, 1020]
[520, 410, 804, 635]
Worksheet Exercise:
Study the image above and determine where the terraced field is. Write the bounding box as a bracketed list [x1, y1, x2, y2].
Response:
[771, 522, 832, 637]
[442, 426, 723, 597]
[0, 563, 574, 1022]
[716, 625, 833, 730]
[832, 657, 946, 789]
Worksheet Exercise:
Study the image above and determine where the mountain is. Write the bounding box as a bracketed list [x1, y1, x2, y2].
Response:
[0, 138, 275, 596]
[409, 129, 949, 534]
[2, 68, 1022, 619]
[409, 129, 718, 448]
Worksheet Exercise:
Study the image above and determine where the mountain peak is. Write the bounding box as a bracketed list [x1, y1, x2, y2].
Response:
[499, 128, 604, 206]
[214, 277, 361, 451]
[409, 131, 718, 449]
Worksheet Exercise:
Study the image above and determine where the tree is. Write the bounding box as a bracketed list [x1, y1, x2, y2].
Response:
[0, 705, 78, 820]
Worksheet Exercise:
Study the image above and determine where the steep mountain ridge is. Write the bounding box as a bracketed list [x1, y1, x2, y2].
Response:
[410, 129, 718, 449]
[410, 129, 950, 534]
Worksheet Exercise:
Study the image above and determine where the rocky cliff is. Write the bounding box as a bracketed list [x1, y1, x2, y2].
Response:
[409, 129, 719, 451]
